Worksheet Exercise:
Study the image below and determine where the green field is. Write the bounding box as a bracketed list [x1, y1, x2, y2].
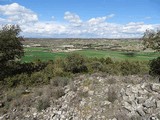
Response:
[21, 47, 160, 62]
[22, 47, 67, 62]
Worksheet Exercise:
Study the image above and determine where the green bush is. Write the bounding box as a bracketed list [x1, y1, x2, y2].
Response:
[53, 66, 65, 77]
[64, 53, 88, 73]
[149, 57, 160, 76]
[4, 76, 20, 88]
[120, 60, 144, 75]
[101, 60, 148, 75]
[105, 57, 113, 64]
[30, 72, 50, 85]
[103, 63, 120, 75]
[89, 61, 103, 72]
[99, 58, 105, 64]
[4, 74, 29, 87]
[1, 51, 149, 88]
[43, 61, 69, 78]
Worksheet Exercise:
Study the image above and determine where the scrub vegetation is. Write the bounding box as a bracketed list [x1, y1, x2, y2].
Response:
[0, 25, 159, 116]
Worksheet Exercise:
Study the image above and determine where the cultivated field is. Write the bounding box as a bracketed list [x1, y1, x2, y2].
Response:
[22, 38, 160, 62]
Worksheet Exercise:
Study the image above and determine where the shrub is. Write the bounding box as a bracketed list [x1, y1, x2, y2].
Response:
[78, 91, 88, 98]
[99, 58, 105, 64]
[64, 53, 88, 73]
[4, 76, 20, 88]
[50, 77, 69, 87]
[149, 57, 160, 76]
[105, 57, 113, 64]
[53, 66, 65, 76]
[108, 86, 117, 103]
[4, 74, 29, 87]
[89, 61, 103, 72]
[120, 60, 144, 75]
[52, 87, 65, 99]
[103, 63, 120, 75]
[69, 81, 77, 92]
[18, 73, 30, 86]
[43, 59, 68, 78]
[5, 86, 25, 102]
[36, 98, 50, 112]
[30, 72, 50, 85]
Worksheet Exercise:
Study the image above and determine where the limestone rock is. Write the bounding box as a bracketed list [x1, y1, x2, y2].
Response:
[136, 105, 145, 116]
[156, 100, 160, 108]
[151, 84, 160, 92]
[88, 90, 94, 96]
[104, 100, 111, 105]
[137, 97, 146, 104]
[143, 97, 156, 108]
[123, 102, 133, 112]
[0, 74, 160, 120]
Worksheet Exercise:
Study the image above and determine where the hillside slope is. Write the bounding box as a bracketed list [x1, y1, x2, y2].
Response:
[0, 74, 160, 120]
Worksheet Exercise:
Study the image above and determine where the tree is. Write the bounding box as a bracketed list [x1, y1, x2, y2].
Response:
[143, 30, 160, 78]
[142, 30, 160, 51]
[149, 57, 160, 76]
[0, 24, 24, 79]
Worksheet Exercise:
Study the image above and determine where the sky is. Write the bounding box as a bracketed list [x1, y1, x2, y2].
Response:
[0, 0, 160, 38]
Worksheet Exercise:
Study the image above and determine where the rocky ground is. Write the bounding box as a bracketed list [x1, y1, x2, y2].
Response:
[0, 73, 160, 120]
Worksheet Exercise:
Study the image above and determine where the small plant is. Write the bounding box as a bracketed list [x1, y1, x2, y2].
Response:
[107, 86, 117, 103]
[103, 63, 120, 75]
[50, 77, 69, 87]
[108, 78, 116, 84]
[105, 57, 113, 64]
[52, 87, 65, 99]
[69, 81, 77, 92]
[78, 91, 88, 98]
[90, 61, 103, 72]
[83, 79, 92, 86]
[36, 98, 50, 112]
[5, 86, 25, 102]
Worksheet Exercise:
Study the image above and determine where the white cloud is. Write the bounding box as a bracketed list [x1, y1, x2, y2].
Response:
[64, 11, 82, 26]
[22, 22, 66, 35]
[87, 17, 107, 25]
[108, 14, 115, 18]
[0, 3, 38, 24]
[87, 14, 115, 26]
[0, 3, 160, 38]
[122, 22, 155, 34]
[0, 17, 5, 22]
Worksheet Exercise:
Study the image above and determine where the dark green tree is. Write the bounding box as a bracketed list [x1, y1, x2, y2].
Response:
[149, 57, 160, 76]
[0, 24, 24, 79]
[143, 30, 160, 78]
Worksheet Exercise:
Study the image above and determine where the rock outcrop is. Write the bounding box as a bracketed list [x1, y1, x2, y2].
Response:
[0, 74, 160, 120]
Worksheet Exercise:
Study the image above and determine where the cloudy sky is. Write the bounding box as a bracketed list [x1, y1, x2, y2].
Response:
[0, 0, 160, 38]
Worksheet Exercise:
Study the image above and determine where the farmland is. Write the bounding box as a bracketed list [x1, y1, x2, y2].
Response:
[21, 38, 160, 62]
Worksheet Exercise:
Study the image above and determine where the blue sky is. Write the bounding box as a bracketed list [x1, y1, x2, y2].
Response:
[0, 0, 160, 38]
